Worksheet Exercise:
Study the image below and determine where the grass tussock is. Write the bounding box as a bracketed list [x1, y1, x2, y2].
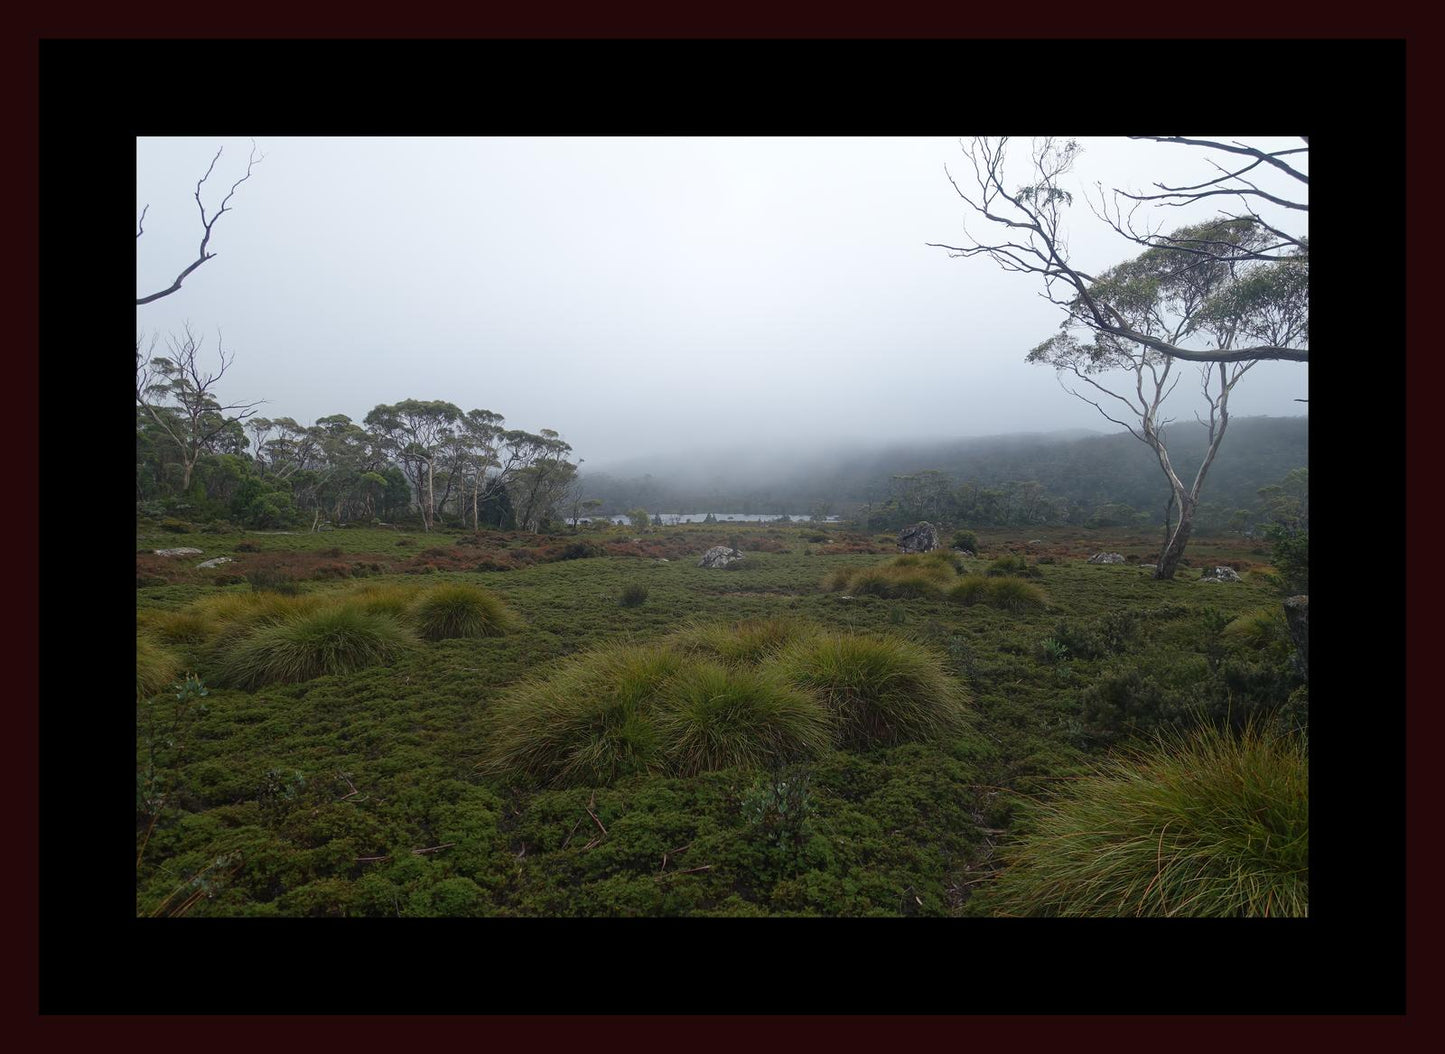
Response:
[1221, 607, 1290, 652]
[136, 635, 181, 700]
[654, 662, 832, 776]
[482, 620, 969, 785]
[149, 609, 219, 645]
[770, 632, 970, 749]
[823, 550, 963, 599]
[191, 590, 324, 628]
[480, 644, 686, 786]
[344, 582, 423, 619]
[667, 617, 823, 667]
[988, 723, 1308, 917]
[411, 583, 514, 640]
[218, 607, 417, 689]
[947, 574, 1049, 611]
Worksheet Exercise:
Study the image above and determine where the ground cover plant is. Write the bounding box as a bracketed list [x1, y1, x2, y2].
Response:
[136, 519, 1305, 917]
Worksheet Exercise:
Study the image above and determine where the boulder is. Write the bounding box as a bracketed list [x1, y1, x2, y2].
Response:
[197, 557, 233, 569]
[898, 522, 941, 553]
[1284, 595, 1309, 680]
[153, 548, 204, 557]
[1087, 552, 1126, 564]
[698, 545, 745, 569]
[1200, 566, 1242, 583]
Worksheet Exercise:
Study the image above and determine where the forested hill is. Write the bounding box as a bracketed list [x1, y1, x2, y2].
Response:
[580, 416, 1308, 529]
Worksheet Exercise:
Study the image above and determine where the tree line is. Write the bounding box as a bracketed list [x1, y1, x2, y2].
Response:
[136, 335, 581, 533]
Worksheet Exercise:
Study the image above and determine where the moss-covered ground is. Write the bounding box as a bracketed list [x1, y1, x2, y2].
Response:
[135, 520, 1297, 917]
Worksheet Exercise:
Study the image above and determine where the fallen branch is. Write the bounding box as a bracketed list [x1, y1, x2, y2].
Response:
[660, 840, 693, 871]
[356, 855, 392, 863]
[656, 861, 710, 879]
[411, 842, 456, 856]
[584, 791, 608, 836]
[337, 771, 367, 802]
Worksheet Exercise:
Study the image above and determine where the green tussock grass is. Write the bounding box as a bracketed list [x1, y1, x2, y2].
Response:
[148, 609, 220, 645]
[412, 583, 515, 640]
[191, 590, 324, 628]
[986, 723, 1308, 917]
[769, 632, 970, 749]
[1221, 606, 1290, 652]
[654, 661, 832, 776]
[137, 635, 181, 700]
[947, 574, 1049, 611]
[480, 644, 687, 787]
[667, 616, 823, 666]
[823, 550, 961, 599]
[344, 582, 423, 619]
[217, 607, 418, 689]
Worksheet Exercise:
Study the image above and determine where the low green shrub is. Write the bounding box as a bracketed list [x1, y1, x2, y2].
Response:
[951, 529, 978, 552]
[246, 568, 301, 595]
[619, 584, 649, 608]
[412, 583, 513, 640]
[986, 723, 1308, 917]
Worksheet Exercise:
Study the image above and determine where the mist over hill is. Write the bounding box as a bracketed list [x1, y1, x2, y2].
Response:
[578, 416, 1308, 530]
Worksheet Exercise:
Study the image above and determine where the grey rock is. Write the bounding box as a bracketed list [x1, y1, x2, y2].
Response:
[698, 545, 745, 569]
[196, 557, 233, 569]
[1087, 552, 1126, 564]
[898, 522, 941, 553]
[154, 547, 204, 557]
[1200, 566, 1242, 582]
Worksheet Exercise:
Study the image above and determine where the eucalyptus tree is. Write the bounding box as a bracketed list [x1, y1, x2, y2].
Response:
[930, 136, 1309, 366]
[135, 326, 262, 494]
[363, 400, 463, 531]
[932, 137, 1308, 579]
[505, 429, 577, 532]
[450, 409, 507, 529]
[1025, 217, 1306, 578]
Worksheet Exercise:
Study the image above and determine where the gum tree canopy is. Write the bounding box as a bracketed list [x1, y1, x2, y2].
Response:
[931, 137, 1308, 579]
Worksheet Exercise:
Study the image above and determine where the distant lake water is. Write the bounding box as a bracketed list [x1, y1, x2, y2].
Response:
[587, 513, 839, 525]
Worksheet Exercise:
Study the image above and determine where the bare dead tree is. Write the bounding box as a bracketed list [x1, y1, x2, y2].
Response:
[137, 141, 264, 306]
[136, 324, 263, 492]
[927, 137, 1308, 365]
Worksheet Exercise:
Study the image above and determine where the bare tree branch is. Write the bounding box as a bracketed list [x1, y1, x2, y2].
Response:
[137, 141, 264, 306]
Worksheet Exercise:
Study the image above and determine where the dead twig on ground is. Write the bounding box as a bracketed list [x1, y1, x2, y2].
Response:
[655, 864, 713, 881]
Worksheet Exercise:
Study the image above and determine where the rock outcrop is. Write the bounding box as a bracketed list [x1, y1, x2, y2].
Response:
[1200, 566, 1242, 583]
[898, 522, 941, 553]
[698, 546, 745, 569]
[1087, 552, 1126, 565]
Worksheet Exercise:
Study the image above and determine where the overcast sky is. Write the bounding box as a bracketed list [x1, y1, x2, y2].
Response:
[135, 136, 1308, 470]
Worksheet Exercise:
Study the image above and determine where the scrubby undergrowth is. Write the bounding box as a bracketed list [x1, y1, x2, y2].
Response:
[136, 521, 1305, 917]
